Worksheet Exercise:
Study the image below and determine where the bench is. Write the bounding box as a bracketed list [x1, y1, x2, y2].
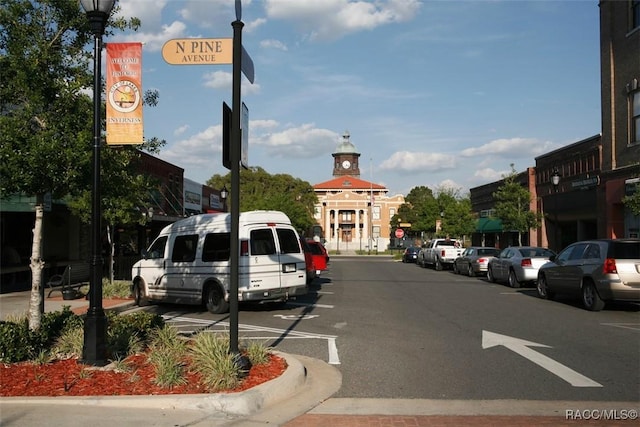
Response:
[46, 263, 91, 298]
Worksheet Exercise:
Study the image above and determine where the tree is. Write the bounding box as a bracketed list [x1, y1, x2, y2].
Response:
[492, 164, 543, 246]
[0, 0, 145, 329]
[622, 183, 640, 216]
[391, 185, 475, 243]
[207, 167, 318, 234]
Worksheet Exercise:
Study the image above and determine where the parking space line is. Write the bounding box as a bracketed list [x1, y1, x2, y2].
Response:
[162, 315, 340, 364]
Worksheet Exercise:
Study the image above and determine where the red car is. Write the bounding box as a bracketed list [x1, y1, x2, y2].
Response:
[300, 238, 316, 284]
[306, 240, 328, 276]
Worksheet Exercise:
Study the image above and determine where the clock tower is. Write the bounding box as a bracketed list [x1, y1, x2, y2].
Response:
[332, 131, 361, 177]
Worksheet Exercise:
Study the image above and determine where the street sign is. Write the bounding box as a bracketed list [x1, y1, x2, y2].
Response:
[162, 38, 233, 65]
[395, 228, 405, 239]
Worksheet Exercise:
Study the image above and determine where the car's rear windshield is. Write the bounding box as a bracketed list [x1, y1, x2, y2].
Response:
[608, 241, 640, 259]
[308, 244, 324, 255]
[519, 248, 555, 258]
[438, 241, 456, 246]
[478, 248, 499, 256]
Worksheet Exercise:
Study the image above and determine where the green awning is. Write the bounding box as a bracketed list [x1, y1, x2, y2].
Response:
[476, 218, 503, 233]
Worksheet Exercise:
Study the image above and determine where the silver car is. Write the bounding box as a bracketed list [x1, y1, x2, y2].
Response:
[536, 239, 640, 311]
[487, 246, 555, 288]
[453, 247, 500, 277]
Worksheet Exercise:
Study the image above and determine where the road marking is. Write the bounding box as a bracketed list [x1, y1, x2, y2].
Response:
[482, 330, 602, 387]
[273, 314, 319, 320]
[601, 323, 640, 332]
[162, 315, 340, 364]
[287, 301, 335, 309]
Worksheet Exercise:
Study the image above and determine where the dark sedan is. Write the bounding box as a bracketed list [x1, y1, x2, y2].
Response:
[402, 246, 420, 263]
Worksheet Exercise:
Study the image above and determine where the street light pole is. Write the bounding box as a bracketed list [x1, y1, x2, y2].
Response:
[552, 168, 561, 252]
[80, 0, 115, 366]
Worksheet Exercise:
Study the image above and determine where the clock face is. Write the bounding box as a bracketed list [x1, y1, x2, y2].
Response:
[342, 160, 351, 169]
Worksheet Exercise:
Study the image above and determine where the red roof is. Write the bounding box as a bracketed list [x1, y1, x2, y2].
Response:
[314, 175, 386, 190]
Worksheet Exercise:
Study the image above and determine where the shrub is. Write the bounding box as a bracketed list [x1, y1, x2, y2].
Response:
[148, 326, 188, 388]
[0, 320, 35, 363]
[189, 332, 241, 391]
[244, 341, 271, 365]
[102, 279, 132, 299]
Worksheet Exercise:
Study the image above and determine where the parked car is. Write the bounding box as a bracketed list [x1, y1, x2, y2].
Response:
[487, 246, 555, 288]
[453, 247, 500, 276]
[306, 239, 328, 276]
[536, 239, 640, 311]
[300, 238, 317, 284]
[402, 246, 420, 263]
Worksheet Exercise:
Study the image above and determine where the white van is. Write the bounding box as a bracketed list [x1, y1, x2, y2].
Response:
[131, 210, 308, 313]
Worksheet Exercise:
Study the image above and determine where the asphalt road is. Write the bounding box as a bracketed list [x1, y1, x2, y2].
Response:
[138, 256, 640, 403]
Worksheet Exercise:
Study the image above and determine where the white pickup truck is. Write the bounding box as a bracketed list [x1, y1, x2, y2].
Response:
[417, 238, 463, 270]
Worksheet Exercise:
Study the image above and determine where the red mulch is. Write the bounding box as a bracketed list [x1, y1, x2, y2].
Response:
[0, 353, 286, 397]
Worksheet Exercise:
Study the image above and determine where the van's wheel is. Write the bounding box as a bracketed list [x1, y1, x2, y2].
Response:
[205, 284, 229, 314]
[133, 282, 148, 307]
[582, 280, 605, 311]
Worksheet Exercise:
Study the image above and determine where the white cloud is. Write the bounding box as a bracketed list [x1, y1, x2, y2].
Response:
[202, 71, 261, 95]
[260, 39, 288, 51]
[174, 125, 190, 136]
[263, 0, 421, 41]
[379, 151, 457, 173]
[252, 124, 338, 158]
[461, 137, 556, 158]
[117, 21, 188, 52]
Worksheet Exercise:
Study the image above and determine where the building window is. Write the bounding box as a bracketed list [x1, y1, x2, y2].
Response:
[633, 91, 640, 143]
[372, 206, 380, 220]
[342, 211, 352, 222]
[633, 0, 640, 30]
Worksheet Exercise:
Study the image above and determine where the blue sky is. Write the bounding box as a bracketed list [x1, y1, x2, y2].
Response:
[113, 0, 601, 197]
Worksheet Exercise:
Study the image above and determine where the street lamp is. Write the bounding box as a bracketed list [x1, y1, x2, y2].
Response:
[80, 0, 115, 366]
[220, 185, 228, 212]
[551, 168, 561, 252]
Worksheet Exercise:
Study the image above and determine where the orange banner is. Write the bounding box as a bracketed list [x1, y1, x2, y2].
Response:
[106, 43, 143, 145]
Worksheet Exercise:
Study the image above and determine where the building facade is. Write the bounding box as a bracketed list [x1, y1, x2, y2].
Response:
[312, 132, 405, 252]
[469, 1, 640, 249]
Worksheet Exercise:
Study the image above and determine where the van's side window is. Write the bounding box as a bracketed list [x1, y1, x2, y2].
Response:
[202, 233, 231, 262]
[147, 236, 168, 259]
[172, 235, 198, 262]
[277, 229, 301, 254]
[250, 229, 276, 255]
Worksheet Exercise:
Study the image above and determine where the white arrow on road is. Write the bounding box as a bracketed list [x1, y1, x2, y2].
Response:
[482, 330, 602, 387]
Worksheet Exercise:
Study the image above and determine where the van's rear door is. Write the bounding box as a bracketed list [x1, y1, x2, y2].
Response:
[275, 228, 306, 289]
[247, 227, 281, 292]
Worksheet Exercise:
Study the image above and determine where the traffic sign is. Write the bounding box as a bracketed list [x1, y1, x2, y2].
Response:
[395, 228, 405, 239]
[162, 38, 233, 65]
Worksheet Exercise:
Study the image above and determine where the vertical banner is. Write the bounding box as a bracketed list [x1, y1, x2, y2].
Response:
[106, 43, 143, 145]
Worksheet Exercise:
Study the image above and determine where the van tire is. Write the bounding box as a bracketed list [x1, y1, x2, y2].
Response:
[133, 282, 148, 307]
[205, 283, 229, 314]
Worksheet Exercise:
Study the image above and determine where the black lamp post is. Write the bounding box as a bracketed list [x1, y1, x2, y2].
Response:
[80, 0, 115, 366]
[551, 168, 561, 252]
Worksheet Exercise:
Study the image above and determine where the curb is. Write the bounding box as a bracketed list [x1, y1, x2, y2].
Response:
[0, 352, 308, 418]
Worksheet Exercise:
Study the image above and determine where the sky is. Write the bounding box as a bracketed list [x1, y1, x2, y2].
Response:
[112, 0, 602, 197]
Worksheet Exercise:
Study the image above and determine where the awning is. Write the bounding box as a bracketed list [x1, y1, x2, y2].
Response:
[477, 218, 503, 233]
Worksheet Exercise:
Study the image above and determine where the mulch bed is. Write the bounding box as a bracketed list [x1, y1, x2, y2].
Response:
[0, 353, 286, 397]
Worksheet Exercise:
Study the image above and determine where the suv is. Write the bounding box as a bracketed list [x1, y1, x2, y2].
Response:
[536, 239, 640, 311]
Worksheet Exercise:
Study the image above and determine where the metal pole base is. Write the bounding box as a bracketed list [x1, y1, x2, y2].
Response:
[81, 308, 108, 366]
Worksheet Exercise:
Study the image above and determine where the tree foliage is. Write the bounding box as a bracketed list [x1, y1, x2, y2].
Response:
[207, 167, 318, 234]
[391, 185, 474, 240]
[492, 164, 543, 246]
[0, 0, 159, 328]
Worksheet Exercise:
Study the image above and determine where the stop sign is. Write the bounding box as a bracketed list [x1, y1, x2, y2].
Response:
[395, 228, 404, 238]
